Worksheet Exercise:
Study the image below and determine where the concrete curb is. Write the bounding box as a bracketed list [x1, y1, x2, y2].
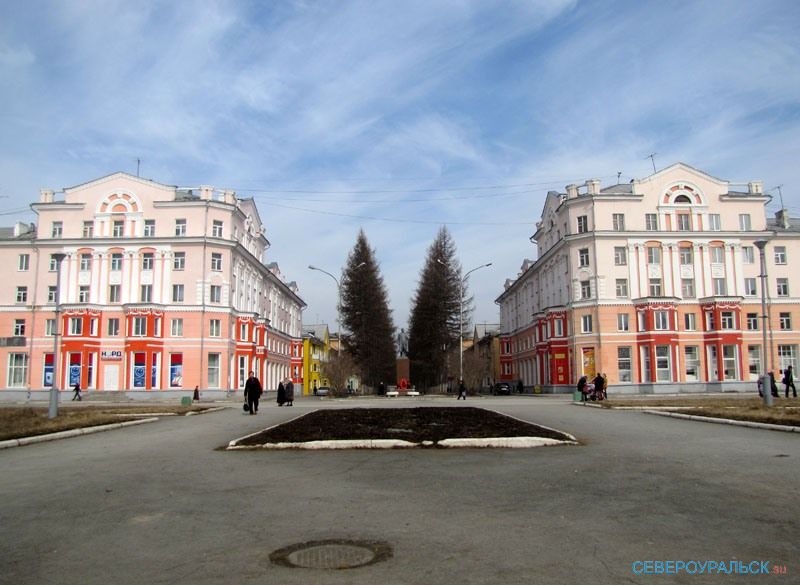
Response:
[0, 418, 159, 450]
[571, 401, 604, 409]
[227, 436, 577, 450]
[643, 410, 800, 433]
[186, 406, 228, 416]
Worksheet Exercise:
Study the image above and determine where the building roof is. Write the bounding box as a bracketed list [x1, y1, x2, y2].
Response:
[474, 323, 500, 338]
[302, 324, 330, 341]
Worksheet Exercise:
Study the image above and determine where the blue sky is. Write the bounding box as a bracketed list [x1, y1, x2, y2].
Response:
[1, 0, 799, 330]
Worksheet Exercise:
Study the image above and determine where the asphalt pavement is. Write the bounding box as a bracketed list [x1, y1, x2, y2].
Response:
[1, 395, 797, 584]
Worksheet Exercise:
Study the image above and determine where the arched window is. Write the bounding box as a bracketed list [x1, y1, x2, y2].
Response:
[674, 194, 691, 203]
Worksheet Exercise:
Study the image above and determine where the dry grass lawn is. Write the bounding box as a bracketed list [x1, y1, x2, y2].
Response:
[602, 396, 800, 427]
[0, 405, 208, 441]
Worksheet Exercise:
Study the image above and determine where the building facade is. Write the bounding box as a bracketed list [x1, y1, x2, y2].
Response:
[0, 172, 305, 395]
[496, 163, 799, 393]
[301, 324, 331, 395]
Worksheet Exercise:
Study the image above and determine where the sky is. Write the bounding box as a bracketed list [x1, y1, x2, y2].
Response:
[1, 0, 799, 331]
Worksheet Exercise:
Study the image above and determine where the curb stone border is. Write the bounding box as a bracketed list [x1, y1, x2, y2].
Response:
[643, 409, 800, 433]
[0, 417, 159, 450]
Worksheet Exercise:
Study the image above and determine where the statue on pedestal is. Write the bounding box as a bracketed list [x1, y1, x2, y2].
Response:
[396, 328, 409, 358]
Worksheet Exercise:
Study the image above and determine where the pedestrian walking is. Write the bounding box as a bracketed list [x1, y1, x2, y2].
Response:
[244, 371, 263, 415]
[457, 379, 467, 400]
[783, 366, 797, 398]
[71, 382, 82, 401]
[601, 373, 608, 399]
[577, 376, 588, 403]
[277, 380, 286, 406]
[192, 385, 200, 402]
[286, 379, 295, 406]
[517, 380, 524, 394]
[769, 372, 780, 398]
[378, 381, 385, 396]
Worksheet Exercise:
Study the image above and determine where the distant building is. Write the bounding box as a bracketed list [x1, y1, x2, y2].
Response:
[0, 172, 305, 394]
[463, 324, 501, 389]
[496, 162, 799, 393]
[302, 324, 330, 394]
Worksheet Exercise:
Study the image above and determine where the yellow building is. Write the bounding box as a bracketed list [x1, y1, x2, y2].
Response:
[302, 324, 330, 395]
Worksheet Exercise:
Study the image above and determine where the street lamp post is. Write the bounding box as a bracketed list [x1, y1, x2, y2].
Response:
[458, 263, 493, 383]
[48, 253, 66, 419]
[754, 240, 772, 407]
[308, 265, 342, 357]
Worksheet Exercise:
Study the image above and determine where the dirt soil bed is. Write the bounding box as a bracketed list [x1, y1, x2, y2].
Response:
[237, 407, 572, 446]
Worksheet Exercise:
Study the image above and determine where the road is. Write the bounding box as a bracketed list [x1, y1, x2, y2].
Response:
[1, 396, 797, 584]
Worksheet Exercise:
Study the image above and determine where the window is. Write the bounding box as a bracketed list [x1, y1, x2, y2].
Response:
[79, 253, 91, 272]
[108, 284, 121, 303]
[617, 313, 629, 332]
[774, 246, 787, 265]
[614, 247, 627, 266]
[747, 313, 758, 331]
[580, 280, 591, 300]
[210, 285, 222, 304]
[208, 353, 221, 388]
[212, 220, 223, 238]
[684, 313, 697, 331]
[240, 323, 248, 341]
[173, 252, 185, 271]
[154, 318, 162, 337]
[679, 247, 693, 265]
[581, 315, 592, 333]
[612, 214, 625, 231]
[708, 214, 721, 231]
[713, 278, 727, 296]
[739, 214, 751, 231]
[211, 253, 223, 272]
[133, 317, 147, 336]
[51, 221, 63, 238]
[15, 286, 27, 304]
[144, 219, 156, 237]
[647, 247, 661, 264]
[83, 221, 94, 238]
[721, 311, 735, 330]
[656, 345, 671, 382]
[112, 220, 124, 237]
[578, 248, 589, 267]
[209, 319, 221, 337]
[69, 317, 83, 336]
[706, 312, 716, 330]
[777, 278, 789, 297]
[7, 353, 29, 387]
[645, 214, 659, 231]
[618, 347, 632, 382]
[577, 216, 588, 233]
[142, 253, 154, 270]
[171, 319, 184, 337]
[744, 278, 757, 296]
[722, 345, 738, 380]
[13, 319, 25, 336]
[78, 286, 90, 303]
[616, 279, 629, 298]
[140, 285, 152, 303]
[48, 286, 56, 303]
[654, 311, 670, 330]
[676, 213, 691, 231]
[649, 279, 662, 297]
[175, 219, 187, 236]
[685, 346, 700, 382]
[780, 312, 792, 330]
[169, 284, 183, 303]
[710, 247, 725, 264]
[45, 319, 55, 336]
[107, 318, 120, 336]
[111, 253, 123, 271]
[554, 320, 563, 337]
[742, 246, 754, 264]
[681, 278, 695, 298]
[778, 345, 798, 374]
[748, 345, 761, 380]
[18, 254, 29, 271]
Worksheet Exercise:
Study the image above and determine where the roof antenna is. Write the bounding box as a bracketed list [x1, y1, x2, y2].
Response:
[646, 153, 657, 174]
[617, 171, 622, 183]
[776, 185, 785, 208]
[135, 158, 141, 177]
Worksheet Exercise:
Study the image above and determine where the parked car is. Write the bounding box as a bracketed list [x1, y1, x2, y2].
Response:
[315, 386, 331, 397]
[492, 382, 512, 395]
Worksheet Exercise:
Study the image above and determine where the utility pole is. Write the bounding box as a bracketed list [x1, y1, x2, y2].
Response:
[646, 153, 657, 174]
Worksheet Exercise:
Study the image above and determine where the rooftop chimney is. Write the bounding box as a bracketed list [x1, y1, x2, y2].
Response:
[199, 185, 213, 200]
[748, 181, 763, 194]
[40, 189, 54, 203]
[223, 190, 236, 204]
[585, 179, 601, 195]
[566, 184, 579, 199]
[13, 222, 29, 236]
[776, 209, 790, 229]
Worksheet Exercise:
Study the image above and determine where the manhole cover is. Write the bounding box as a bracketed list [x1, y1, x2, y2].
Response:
[270, 539, 392, 569]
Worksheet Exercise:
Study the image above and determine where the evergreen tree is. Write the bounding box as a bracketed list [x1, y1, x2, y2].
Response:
[407, 226, 472, 390]
[339, 230, 396, 388]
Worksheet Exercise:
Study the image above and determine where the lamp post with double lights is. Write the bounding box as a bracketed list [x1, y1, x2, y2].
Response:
[48, 253, 66, 419]
[754, 240, 773, 407]
[308, 262, 366, 358]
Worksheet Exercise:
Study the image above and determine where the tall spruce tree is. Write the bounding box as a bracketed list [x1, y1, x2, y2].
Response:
[407, 226, 473, 390]
[339, 230, 396, 388]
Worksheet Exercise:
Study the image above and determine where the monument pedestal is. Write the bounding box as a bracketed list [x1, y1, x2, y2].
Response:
[396, 357, 410, 387]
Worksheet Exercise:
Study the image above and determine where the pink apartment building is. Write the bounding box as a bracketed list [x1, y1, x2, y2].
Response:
[0, 172, 305, 396]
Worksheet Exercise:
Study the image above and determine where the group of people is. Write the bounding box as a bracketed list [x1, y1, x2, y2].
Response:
[577, 373, 608, 401]
[243, 372, 296, 414]
[758, 365, 797, 398]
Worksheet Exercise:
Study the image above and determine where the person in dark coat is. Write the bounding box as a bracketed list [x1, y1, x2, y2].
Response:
[192, 385, 200, 402]
[277, 380, 286, 406]
[71, 382, 82, 401]
[783, 366, 797, 398]
[457, 380, 467, 400]
[244, 371, 263, 415]
[769, 372, 780, 398]
[593, 373, 605, 400]
[285, 379, 295, 406]
[577, 376, 588, 403]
